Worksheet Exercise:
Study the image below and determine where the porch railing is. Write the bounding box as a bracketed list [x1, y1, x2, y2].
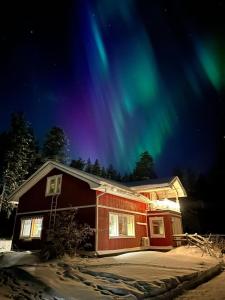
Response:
[173, 233, 225, 257]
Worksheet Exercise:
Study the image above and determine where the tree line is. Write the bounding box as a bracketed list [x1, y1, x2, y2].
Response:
[70, 150, 156, 182]
[0, 112, 157, 214]
[1, 112, 225, 236]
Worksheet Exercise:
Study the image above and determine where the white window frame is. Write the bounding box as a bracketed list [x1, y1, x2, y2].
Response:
[45, 174, 62, 196]
[149, 216, 165, 238]
[109, 212, 135, 238]
[20, 216, 43, 240]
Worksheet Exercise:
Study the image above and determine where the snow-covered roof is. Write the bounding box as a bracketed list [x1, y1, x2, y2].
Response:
[8, 161, 187, 204]
[125, 177, 175, 188]
[8, 161, 149, 204]
[125, 176, 187, 197]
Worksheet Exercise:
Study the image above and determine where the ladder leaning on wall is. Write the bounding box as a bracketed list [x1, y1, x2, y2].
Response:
[48, 195, 59, 230]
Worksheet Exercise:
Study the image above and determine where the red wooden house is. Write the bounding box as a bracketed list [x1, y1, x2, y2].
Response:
[9, 161, 187, 255]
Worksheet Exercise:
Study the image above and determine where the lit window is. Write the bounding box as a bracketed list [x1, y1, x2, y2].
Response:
[149, 217, 165, 238]
[109, 213, 135, 237]
[21, 219, 32, 238]
[20, 217, 43, 239]
[109, 213, 118, 237]
[46, 175, 62, 196]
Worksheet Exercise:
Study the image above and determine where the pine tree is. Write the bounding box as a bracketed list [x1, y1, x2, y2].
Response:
[101, 166, 107, 178]
[70, 158, 86, 171]
[92, 159, 101, 176]
[121, 172, 130, 182]
[106, 164, 117, 180]
[1, 113, 38, 212]
[42, 127, 69, 164]
[85, 158, 93, 174]
[116, 172, 122, 182]
[0, 132, 9, 180]
[133, 151, 157, 181]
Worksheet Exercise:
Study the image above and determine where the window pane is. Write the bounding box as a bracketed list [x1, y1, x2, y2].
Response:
[46, 175, 62, 195]
[109, 214, 118, 237]
[49, 178, 56, 194]
[109, 213, 135, 237]
[152, 220, 164, 235]
[31, 218, 43, 238]
[119, 215, 127, 236]
[21, 219, 32, 237]
[127, 215, 134, 236]
[56, 176, 62, 194]
[153, 224, 160, 234]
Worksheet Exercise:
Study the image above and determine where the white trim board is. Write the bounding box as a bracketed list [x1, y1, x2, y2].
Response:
[17, 205, 96, 216]
[148, 211, 182, 217]
[98, 204, 147, 216]
[17, 204, 148, 217]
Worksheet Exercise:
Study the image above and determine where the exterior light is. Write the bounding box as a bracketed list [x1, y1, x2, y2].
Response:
[152, 198, 180, 212]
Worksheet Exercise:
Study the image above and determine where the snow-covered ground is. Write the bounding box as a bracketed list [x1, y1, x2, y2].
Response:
[177, 270, 225, 299]
[0, 239, 12, 252]
[0, 250, 39, 268]
[0, 247, 222, 299]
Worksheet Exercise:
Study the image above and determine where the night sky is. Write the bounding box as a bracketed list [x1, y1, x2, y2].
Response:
[0, 0, 224, 176]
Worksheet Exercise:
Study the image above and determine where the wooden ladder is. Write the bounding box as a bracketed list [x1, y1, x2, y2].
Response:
[48, 195, 58, 230]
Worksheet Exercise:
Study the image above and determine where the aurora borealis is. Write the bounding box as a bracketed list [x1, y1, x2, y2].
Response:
[64, 0, 178, 172]
[0, 0, 224, 175]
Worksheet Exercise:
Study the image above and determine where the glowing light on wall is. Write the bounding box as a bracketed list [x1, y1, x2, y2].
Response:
[151, 198, 180, 212]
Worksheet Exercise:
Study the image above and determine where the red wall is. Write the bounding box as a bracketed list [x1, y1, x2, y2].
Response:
[13, 207, 96, 251]
[13, 169, 97, 250]
[97, 192, 147, 212]
[18, 169, 96, 213]
[97, 193, 148, 251]
[13, 168, 182, 252]
[13, 212, 49, 250]
[148, 211, 181, 247]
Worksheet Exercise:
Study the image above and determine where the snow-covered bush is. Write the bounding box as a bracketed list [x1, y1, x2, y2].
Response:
[40, 209, 94, 261]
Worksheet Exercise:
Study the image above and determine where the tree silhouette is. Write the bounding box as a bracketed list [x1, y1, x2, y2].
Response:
[42, 127, 69, 163]
[133, 151, 157, 180]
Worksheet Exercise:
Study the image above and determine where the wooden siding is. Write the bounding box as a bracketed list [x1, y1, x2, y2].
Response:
[13, 168, 184, 253]
[13, 207, 96, 250]
[97, 193, 148, 251]
[13, 212, 49, 251]
[17, 168, 97, 213]
[97, 192, 147, 212]
[13, 169, 97, 251]
[148, 211, 182, 247]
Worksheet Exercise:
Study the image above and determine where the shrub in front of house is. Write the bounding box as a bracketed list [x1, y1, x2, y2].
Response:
[40, 209, 94, 261]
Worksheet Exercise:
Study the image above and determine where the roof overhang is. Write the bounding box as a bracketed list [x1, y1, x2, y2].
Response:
[8, 161, 100, 204]
[129, 176, 187, 198]
[94, 183, 149, 203]
[8, 161, 150, 204]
